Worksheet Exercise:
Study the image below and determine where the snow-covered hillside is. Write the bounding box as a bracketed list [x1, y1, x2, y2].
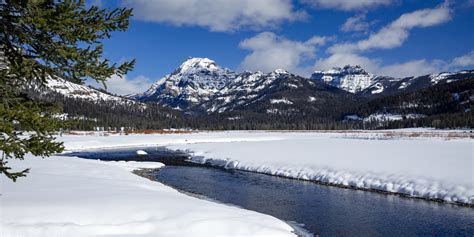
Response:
[31, 76, 143, 107]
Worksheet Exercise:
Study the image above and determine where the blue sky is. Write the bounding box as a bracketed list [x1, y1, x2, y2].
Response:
[87, 0, 474, 95]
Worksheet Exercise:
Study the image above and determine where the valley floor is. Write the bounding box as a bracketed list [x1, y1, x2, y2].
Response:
[1, 129, 472, 236]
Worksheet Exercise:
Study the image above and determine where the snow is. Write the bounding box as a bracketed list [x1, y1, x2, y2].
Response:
[308, 96, 317, 102]
[158, 131, 472, 205]
[1, 154, 296, 237]
[370, 82, 384, 94]
[3, 130, 472, 236]
[134, 57, 236, 107]
[136, 149, 148, 155]
[42, 76, 144, 108]
[49, 130, 474, 205]
[270, 98, 294, 105]
[364, 113, 426, 122]
[311, 65, 375, 93]
[430, 72, 453, 84]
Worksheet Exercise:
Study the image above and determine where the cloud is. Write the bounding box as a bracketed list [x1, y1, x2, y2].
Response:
[87, 74, 153, 96]
[330, 2, 452, 53]
[239, 32, 330, 75]
[340, 14, 370, 32]
[301, 0, 394, 11]
[122, 0, 306, 32]
[449, 50, 474, 68]
[376, 59, 446, 77]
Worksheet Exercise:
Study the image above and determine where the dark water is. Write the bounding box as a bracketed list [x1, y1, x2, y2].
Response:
[64, 147, 192, 165]
[65, 147, 474, 237]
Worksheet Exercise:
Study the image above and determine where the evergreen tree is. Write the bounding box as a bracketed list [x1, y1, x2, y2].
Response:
[0, 0, 134, 181]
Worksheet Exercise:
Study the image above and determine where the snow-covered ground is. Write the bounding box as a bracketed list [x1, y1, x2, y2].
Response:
[1, 155, 296, 237]
[1, 130, 473, 236]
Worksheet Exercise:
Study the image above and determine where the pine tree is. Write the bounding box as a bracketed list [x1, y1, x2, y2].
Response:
[0, 0, 134, 181]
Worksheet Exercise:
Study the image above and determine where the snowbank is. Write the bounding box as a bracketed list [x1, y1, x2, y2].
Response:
[57, 130, 472, 205]
[158, 131, 472, 205]
[1, 156, 296, 237]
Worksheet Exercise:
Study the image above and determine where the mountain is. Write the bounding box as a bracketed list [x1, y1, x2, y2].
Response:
[351, 77, 474, 129]
[201, 69, 295, 113]
[133, 58, 236, 110]
[311, 65, 474, 96]
[311, 65, 375, 93]
[204, 69, 357, 118]
[135, 58, 357, 117]
[37, 76, 142, 107]
[26, 57, 473, 130]
[360, 70, 474, 96]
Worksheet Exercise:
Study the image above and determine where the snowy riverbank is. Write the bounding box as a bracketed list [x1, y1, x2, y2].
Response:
[1, 129, 472, 236]
[1, 155, 296, 237]
[62, 129, 473, 205]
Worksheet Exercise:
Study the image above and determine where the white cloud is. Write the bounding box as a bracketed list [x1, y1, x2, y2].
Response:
[87, 75, 152, 96]
[376, 59, 446, 77]
[301, 0, 394, 11]
[330, 2, 452, 52]
[312, 1, 458, 78]
[340, 14, 370, 32]
[122, 0, 306, 32]
[449, 50, 474, 68]
[239, 32, 330, 75]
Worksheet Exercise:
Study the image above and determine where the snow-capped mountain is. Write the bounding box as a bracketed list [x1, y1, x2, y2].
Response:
[360, 70, 474, 96]
[311, 65, 375, 93]
[202, 69, 294, 113]
[135, 58, 355, 115]
[133, 58, 236, 110]
[311, 65, 474, 96]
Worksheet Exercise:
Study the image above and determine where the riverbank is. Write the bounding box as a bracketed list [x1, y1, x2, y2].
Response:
[0, 155, 297, 237]
[61, 130, 473, 205]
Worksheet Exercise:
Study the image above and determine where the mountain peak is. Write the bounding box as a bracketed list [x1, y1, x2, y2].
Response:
[179, 57, 218, 72]
[135, 57, 236, 109]
[315, 65, 369, 75]
[272, 68, 289, 74]
[311, 65, 374, 93]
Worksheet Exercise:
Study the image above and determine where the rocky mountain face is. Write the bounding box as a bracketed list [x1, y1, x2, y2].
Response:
[133, 58, 236, 110]
[310, 65, 474, 96]
[311, 65, 375, 93]
[359, 70, 474, 96]
[132, 58, 473, 122]
[132, 58, 359, 117]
